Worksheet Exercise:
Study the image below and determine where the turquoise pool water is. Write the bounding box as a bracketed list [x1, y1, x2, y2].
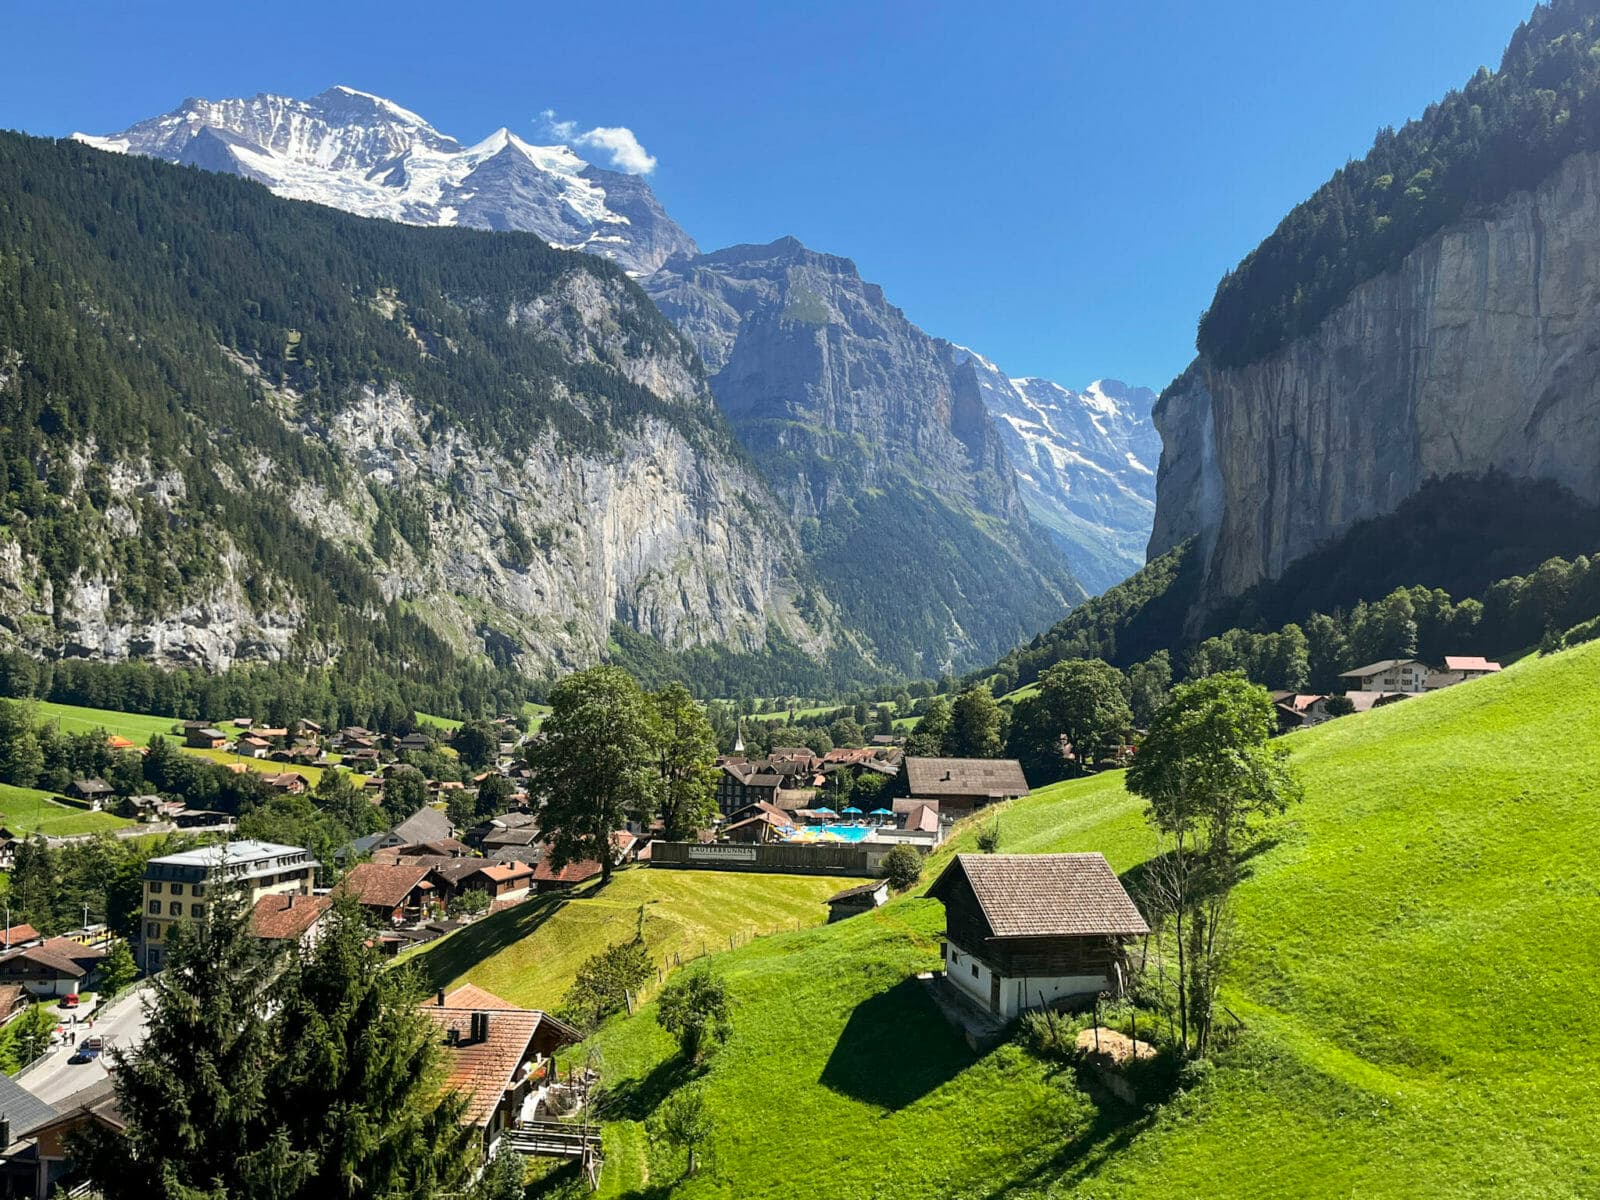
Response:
[788, 823, 875, 843]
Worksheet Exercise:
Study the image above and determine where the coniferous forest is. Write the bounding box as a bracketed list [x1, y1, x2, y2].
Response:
[1198, 0, 1600, 369]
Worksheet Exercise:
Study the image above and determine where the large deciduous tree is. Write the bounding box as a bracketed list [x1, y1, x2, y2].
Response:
[650, 683, 719, 841]
[946, 686, 1006, 759]
[1006, 658, 1132, 782]
[1127, 672, 1301, 1057]
[528, 666, 659, 883]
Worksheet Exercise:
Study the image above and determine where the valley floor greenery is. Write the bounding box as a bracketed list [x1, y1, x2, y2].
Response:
[528, 641, 1599, 1199]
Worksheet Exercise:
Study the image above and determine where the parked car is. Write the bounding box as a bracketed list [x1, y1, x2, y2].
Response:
[67, 1046, 99, 1065]
[61, 993, 79, 1009]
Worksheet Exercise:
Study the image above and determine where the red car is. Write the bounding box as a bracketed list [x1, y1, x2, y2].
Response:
[61, 993, 80, 1009]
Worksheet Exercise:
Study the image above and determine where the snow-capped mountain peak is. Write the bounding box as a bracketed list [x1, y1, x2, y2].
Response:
[74, 88, 694, 274]
[948, 347, 1161, 592]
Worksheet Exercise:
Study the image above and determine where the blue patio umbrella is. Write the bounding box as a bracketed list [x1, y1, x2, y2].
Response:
[869, 808, 894, 817]
[842, 806, 863, 815]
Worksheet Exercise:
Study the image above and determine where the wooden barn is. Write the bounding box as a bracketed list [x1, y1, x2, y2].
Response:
[927, 853, 1147, 1019]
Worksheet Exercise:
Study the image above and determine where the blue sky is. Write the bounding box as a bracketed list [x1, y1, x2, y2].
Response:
[1, 0, 1533, 391]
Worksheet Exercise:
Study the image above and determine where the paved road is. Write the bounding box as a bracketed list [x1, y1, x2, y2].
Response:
[21, 984, 150, 1106]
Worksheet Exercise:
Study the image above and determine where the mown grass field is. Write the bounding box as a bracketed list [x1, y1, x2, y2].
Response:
[541, 641, 1600, 1199]
[180, 747, 367, 789]
[0, 782, 132, 837]
[30, 699, 183, 745]
[409, 869, 844, 1014]
[416, 711, 463, 732]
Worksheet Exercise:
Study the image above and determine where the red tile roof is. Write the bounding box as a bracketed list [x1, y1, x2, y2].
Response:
[929, 853, 1149, 938]
[251, 892, 331, 941]
[1, 924, 41, 948]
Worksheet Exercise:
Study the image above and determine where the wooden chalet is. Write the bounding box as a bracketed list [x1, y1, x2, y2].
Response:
[826, 879, 889, 922]
[927, 853, 1147, 1020]
[421, 985, 583, 1158]
[904, 757, 1030, 817]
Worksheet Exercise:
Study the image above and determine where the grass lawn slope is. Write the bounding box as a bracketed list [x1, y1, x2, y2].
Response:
[410, 869, 843, 1013]
[552, 641, 1600, 1200]
[0, 782, 132, 837]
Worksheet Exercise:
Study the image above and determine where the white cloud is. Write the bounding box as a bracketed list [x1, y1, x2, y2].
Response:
[538, 108, 657, 175]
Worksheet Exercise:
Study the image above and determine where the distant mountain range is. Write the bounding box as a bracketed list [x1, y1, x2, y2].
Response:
[78, 88, 1160, 597]
[76, 86, 696, 275]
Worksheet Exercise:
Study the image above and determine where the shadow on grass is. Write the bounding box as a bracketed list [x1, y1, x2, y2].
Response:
[1121, 835, 1283, 908]
[818, 977, 975, 1110]
[985, 1050, 1184, 1200]
[407, 891, 569, 991]
[599, 1054, 705, 1124]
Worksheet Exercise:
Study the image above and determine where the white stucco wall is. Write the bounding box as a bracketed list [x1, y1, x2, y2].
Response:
[945, 939, 1114, 1018]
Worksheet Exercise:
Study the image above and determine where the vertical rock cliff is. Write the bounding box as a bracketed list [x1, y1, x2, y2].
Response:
[1152, 149, 1600, 612]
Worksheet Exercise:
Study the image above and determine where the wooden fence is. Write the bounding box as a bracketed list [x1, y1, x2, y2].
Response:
[649, 839, 885, 876]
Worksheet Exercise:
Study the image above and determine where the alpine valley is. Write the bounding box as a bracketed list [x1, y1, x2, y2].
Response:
[45, 88, 1162, 686]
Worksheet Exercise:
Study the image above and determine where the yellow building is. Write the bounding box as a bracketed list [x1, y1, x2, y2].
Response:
[139, 840, 318, 971]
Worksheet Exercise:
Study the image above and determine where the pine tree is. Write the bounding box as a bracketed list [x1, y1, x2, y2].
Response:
[76, 890, 305, 1199]
[268, 899, 478, 1199]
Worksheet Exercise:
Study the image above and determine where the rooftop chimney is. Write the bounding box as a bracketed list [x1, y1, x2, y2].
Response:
[436, 987, 446, 1007]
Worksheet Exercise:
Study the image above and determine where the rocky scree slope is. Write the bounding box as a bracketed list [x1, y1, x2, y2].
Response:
[0, 132, 826, 679]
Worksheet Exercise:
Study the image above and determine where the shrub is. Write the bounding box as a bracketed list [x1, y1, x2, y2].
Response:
[881, 844, 923, 891]
[976, 819, 1001, 854]
[656, 970, 732, 1062]
[559, 937, 653, 1032]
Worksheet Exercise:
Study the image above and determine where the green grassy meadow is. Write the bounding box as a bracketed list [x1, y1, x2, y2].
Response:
[538, 641, 1600, 1199]
[30, 699, 183, 745]
[416, 711, 463, 732]
[410, 868, 843, 1013]
[0, 782, 132, 837]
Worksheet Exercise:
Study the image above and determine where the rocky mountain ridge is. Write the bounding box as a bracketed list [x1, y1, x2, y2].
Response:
[644, 237, 1085, 675]
[947, 348, 1159, 593]
[82, 89, 1159, 598]
[0, 132, 827, 688]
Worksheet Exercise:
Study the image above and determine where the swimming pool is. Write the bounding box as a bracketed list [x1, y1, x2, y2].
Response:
[787, 823, 875, 843]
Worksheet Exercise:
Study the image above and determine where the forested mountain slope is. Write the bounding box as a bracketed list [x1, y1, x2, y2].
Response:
[1153, 0, 1600, 616]
[0, 132, 845, 688]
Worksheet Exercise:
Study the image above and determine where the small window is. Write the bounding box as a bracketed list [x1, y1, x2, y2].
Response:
[170, 883, 184, 897]
[149, 882, 162, 895]
[146, 923, 158, 940]
[191, 904, 204, 918]
[192, 884, 205, 897]
[970, 963, 979, 978]
[147, 901, 160, 914]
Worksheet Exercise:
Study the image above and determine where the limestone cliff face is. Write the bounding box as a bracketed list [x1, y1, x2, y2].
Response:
[1152, 148, 1600, 609]
[0, 257, 820, 678]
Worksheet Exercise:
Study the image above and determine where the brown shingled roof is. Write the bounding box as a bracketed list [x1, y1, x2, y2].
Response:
[904, 757, 1029, 799]
[419, 989, 583, 1127]
[532, 854, 602, 886]
[336, 862, 432, 910]
[251, 892, 331, 941]
[929, 853, 1148, 938]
